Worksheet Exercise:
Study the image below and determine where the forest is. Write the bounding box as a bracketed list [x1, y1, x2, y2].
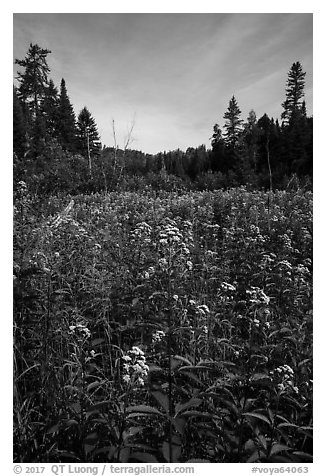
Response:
[13, 44, 312, 194]
[13, 44, 313, 464]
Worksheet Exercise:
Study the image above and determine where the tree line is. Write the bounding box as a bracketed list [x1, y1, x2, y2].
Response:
[13, 44, 312, 194]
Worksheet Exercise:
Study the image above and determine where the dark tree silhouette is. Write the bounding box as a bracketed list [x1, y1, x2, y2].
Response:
[57, 78, 77, 151]
[15, 43, 51, 117]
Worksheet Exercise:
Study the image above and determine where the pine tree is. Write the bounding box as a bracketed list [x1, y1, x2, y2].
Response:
[15, 43, 51, 117]
[281, 61, 306, 124]
[210, 123, 227, 173]
[76, 106, 101, 175]
[57, 78, 77, 151]
[243, 110, 260, 171]
[223, 96, 243, 148]
[13, 86, 27, 157]
[41, 79, 59, 137]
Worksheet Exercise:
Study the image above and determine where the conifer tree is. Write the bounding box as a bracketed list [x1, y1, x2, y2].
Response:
[223, 96, 243, 148]
[76, 107, 101, 156]
[15, 43, 51, 117]
[281, 61, 306, 124]
[13, 86, 27, 157]
[243, 110, 260, 171]
[57, 78, 77, 151]
[41, 79, 59, 137]
[76, 106, 101, 175]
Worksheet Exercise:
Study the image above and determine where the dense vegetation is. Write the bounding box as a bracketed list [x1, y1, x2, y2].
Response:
[13, 44, 313, 463]
[14, 185, 312, 463]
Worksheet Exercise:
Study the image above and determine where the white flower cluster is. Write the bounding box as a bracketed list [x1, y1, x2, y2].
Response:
[156, 219, 192, 256]
[259, 253, 277, 269]
[281, 233, 293, 250]
[189, 299, 210, 315]
[121, 346, 149, 387]
[130, 222, 152, 244]
[68, 323, 91, 339]
[158, 224, 183, 245]
[220, 282, 237, 293]
[158, 257, 168, 270]
[245, 225, 266, 245]
[152, 330, 166, 343]
[141, 266, 155, 280]
[270, 364, 298, 394]
[246, 286, 270, 305]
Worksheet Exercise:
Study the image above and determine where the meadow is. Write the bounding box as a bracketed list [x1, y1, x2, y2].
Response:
[13, 184, 313, 463]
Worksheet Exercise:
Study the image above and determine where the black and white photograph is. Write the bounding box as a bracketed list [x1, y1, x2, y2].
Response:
[12, 9, 313, 468]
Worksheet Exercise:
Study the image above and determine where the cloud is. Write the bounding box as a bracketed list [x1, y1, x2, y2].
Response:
[13, 13, 312, 154]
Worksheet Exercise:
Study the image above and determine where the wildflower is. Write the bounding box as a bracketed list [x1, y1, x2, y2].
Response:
[198, 304, 210, 314]
[221, 282, 236, 292]
[131, 346, 144, 356]
[186, 260, 193, 271]
[123, 375, 131, 384]
[173, 295, 178, 301]
[253, 318, 260, 327]
[90, 350, 96, 358]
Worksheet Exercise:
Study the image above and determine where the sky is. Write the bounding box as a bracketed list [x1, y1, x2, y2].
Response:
[13, 12, 313, 155]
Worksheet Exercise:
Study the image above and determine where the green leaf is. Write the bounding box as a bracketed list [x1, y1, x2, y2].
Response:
[162, 441, 181, 463]
[292, 451, 313, 461]
[46, 423, 60, 434]
[122, 426, 143, 441]
[247, 450, 264, 463]
[151, 391, 169, 413]
[243, 412, 272, 426]
[130, 452, 158, 463]
[91, 338, 105, 346]
[126, 405, 163, 415]
[175, 398, 202, 416]
[171, 355, 193, 369]
[269, 444, 290, 456]
[87, 380, 104, 392]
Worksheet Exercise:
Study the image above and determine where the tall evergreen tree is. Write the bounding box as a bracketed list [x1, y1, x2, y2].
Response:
[13, 86, 27, 157]
[76, 106, 101, 175]
[41, 79, 59, 137]
[243, 110, 260, 171]
[210, 123, 227, 173]
[76, 107, 101, 156]
[57, 78, 77, 151]
[281, 61, 306, 124]
[223, 96, 243, 148]
[15, 43, 51, 117]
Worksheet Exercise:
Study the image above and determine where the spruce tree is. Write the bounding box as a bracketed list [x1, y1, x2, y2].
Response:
[41, 79, 59, 137]
[210, 123, 227, 173]
[15, 43, 51, 117]
[223, 96, 243, 148]
[57, 78, 77, 151]
[281, 61, 306, 124]
[76, 107, 101, 156]
[76, 106, 101, 176]
[13, 86, 27, 157]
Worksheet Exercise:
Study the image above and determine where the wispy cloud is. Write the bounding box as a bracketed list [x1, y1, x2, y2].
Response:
[13, 13, 313, 154]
